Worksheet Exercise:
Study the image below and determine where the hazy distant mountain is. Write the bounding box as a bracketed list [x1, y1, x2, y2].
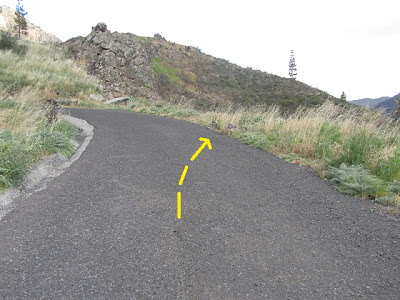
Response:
[350, 97, 390, 107]
[375, 93, 400, 114]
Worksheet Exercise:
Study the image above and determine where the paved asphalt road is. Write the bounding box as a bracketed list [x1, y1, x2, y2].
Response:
[1, 108, 399, 299]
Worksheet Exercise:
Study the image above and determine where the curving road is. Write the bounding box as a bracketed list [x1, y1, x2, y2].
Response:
[1, 108, 399, 299]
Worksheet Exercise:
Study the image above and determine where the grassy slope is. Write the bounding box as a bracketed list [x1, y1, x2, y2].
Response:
[0, 40, 101, 192]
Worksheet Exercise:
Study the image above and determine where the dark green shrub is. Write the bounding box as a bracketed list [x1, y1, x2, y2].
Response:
[0, 31, 17, 50]
[0, 31, 27, 56]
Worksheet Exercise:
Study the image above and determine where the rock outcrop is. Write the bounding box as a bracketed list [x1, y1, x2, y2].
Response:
[65, 24, 158, 100]
[0, 6, 61, 44]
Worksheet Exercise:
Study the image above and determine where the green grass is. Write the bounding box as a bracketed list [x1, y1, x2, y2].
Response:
[151, 57, 184, 87]
[374, 150, 400, 182]
[0, 102, 79, 191]
[0, 39, 100, 193]
[0, 41, 100, 99]
[0, 121, 78, 191]
[0, 130, 34, 189]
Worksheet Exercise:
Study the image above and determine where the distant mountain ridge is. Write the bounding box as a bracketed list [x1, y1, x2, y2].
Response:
[375, 93, 400, 114]
[64, 23, 337, 111]
[351, 93, 400, 116]
[350, 97, 390, 107]
[0, 5, 60, 44]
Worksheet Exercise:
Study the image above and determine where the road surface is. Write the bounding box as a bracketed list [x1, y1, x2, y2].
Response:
[1, 108, 399, 298]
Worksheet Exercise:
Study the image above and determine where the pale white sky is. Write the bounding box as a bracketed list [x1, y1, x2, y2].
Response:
[2, 0, 399, 100]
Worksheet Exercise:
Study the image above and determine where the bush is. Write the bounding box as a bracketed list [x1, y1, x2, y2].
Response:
[0, 31, 27, 56]
[326, 163, 387, 198]
[0, 31, 17, 50]
[233, 131, 271, 150]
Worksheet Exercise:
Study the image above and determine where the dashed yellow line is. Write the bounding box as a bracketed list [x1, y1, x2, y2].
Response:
[179, 165, 189, 186]
[177, 191, 181, 219]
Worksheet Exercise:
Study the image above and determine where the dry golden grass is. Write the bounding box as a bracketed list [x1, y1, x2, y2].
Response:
[0, 99, 44, 134]
[0, 42, 100, 102]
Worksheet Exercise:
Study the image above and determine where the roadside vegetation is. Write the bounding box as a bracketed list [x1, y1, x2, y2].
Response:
[116, 98, 400, 213]
[1, 37, 398, 214]
[0, 33, 100, 192]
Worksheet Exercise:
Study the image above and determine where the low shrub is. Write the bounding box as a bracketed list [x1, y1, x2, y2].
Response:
[233, 131, 271, 150]
[326, 163, 388, 199]
[0, 31, 27, 56]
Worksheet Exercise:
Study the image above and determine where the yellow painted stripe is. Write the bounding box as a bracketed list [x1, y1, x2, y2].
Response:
[179, 165, 189, 185]
[177, 191, 181, 219]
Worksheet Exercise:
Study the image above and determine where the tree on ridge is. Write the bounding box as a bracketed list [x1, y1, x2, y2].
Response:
[288, 50, 297, 80]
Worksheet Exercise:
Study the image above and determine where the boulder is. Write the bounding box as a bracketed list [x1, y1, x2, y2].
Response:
[90, 94, 105, 102]
[104, 96, 130, 105]
[94, 22, 108, 33]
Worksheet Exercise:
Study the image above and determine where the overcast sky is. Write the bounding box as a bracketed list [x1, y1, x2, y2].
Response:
[2, 0, 399, 100]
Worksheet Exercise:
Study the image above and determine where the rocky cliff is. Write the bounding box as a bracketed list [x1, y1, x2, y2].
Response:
[0, 6, 60, 44]
[64, 23, 336, 110]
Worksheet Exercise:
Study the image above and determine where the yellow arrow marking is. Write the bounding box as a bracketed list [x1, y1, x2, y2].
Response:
[177, 191, 181, 219]
[178, 137, 212, 220]
[179, 165, 189, 185]
[190, 137, 212, 161]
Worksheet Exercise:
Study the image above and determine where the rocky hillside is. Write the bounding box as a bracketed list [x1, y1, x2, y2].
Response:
[375, 93, 400, 114]
[64, 23, 336, 110]
[0, 5, 60, 44]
